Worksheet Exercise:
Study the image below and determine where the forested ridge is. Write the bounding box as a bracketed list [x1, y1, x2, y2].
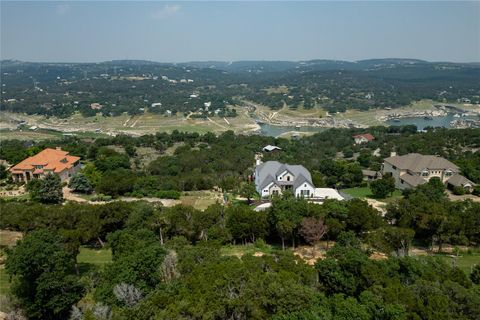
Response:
[1, 59, 479, 117]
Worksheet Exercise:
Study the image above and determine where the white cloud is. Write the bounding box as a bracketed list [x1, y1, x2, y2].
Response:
[56, 4, 71, 16]
[150, 4, 181, 20]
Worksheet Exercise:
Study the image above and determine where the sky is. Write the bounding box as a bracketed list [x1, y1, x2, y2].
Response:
[1, 1, 479, 63]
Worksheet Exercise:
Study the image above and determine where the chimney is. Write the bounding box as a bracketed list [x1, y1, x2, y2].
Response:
[255, 153, 263, 166]
[390, 151, 397, 157]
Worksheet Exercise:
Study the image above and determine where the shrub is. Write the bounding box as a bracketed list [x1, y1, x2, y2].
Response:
[452, 186, 466, 195]
[155, 190, 181, 199]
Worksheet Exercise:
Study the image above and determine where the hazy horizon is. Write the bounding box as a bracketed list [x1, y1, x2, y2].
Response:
[1, 1, 479, 63]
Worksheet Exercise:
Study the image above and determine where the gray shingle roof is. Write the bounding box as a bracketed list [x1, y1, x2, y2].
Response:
[384, 153, 459, 173]
[255, 161, 312, 191]
[446, 174, 476, 187]
[400, 174, 427, 187]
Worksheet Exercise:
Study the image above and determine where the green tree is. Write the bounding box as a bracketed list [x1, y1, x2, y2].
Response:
[68, 173, 93, 194]
[5, 230, 84, 320]
[470, 265, 480, 284]
[370, 176, 395, 199]
[27, 173, 63, 204]
[81, 162, 102, 187]
[0, 164, 7, 179]
[227, 205, 268, 243]
[239, 182, 257, 204]
[96, 168, 136, 197]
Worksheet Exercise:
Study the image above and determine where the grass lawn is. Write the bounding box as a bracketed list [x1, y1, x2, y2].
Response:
[341, 186, 402, 203]
[434, 253, 480, 275]
[0, 268, 10, 296]
[77, 247, 112, 265]
[180, 190, 222, 210]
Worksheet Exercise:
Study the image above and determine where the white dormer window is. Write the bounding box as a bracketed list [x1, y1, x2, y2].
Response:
[421, 169, 429, 177]
[445, 169, 453, 177]
[287, 176, 291, 181]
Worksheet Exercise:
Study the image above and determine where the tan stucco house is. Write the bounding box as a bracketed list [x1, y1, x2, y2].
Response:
[382, 153, 475, 192]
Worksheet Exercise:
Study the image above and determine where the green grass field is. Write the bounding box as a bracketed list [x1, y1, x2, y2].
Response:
[434, 253, 480, 274]
[341, 186, 402, 203]
[0, 268, 10, 296]
[77, 247, 112, 265]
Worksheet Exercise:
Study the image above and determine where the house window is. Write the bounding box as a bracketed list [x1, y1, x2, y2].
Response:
[421, 170, 429, 177]
[445, 170, 453, 177]
[392, 165, 397, 170]
[272, 190, 279, 195]
[301, 190, 310, 196]
[287, 176, 290, 181]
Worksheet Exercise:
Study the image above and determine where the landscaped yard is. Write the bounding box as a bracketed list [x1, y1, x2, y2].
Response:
[341, 186, 403, 203]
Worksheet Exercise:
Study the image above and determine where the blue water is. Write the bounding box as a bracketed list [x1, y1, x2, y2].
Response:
[386, 113, 477, 130]
[258, 114, 479, 137]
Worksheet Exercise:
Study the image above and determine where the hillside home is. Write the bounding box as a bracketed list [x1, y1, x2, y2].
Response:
[382, 153, 475, 192]
[353, 133, 375, 144]
[254, 160, 315, 198]
[10, 148, 81, 182]
[262, 145, 282, 152]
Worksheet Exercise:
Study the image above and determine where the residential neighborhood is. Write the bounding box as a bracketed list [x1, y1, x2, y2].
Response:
[0, 1, 479, 319]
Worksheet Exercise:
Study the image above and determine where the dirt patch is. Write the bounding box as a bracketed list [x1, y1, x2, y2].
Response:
[447, 192, 480, 203]
[63, 187, 88, 203]
[366, 199, 387, 215]
[0, 230, 23, 248]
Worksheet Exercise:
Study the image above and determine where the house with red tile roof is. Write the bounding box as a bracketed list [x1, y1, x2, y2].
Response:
[353, 133, 375, 144]
[10, 148, 81, 182]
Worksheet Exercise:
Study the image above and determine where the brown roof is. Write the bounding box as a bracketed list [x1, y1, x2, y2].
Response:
[384, 153, 459, 173]
[353, 133, 375, 141]
[10, 148, 80, 174]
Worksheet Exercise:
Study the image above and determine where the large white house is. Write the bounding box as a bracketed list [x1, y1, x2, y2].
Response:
[382, 153, 476, 192]
[254, 160, 315, 198]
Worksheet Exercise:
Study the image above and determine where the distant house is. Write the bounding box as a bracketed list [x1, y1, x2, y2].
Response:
[362, 169, 382, 181]
[382, 153, 476, 192]
[90, 103, 103, 110]
[254, 160, 315, 198]
[262, 145, 282, 152]
[10, 148, 81, 182]
[353, 133, 375, 144]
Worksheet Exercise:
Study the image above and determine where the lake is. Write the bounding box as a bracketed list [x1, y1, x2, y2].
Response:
[386, 113, 478, 129]
[258, 113, 479, 137]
